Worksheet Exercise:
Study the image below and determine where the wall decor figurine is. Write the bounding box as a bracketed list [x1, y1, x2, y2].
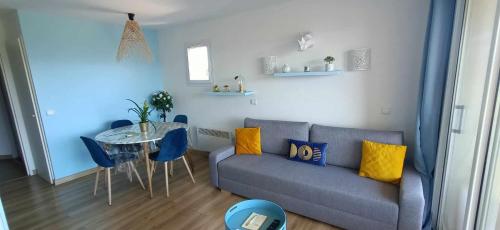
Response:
[262, 56, 278, 74]
[347, 48, 371, 71]
[298, 33, 314, 51]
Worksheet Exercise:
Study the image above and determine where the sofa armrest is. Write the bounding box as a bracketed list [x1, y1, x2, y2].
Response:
[209, 145, 235, 188]
[398, 164, 425, 230]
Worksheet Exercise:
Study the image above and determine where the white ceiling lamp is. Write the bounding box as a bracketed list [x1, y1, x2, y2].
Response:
[116, 13, 153, 62]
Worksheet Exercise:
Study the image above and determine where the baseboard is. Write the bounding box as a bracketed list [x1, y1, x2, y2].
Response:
[54, 167, 98, 186]
[0, 155, 13, 160]
[53, 150, 206, 186]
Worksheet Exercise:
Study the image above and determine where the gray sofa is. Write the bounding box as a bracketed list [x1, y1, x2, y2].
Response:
[209, 118, 424, 230]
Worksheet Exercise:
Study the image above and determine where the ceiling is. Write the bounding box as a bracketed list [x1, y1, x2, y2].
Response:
[0, 0, 291, 27]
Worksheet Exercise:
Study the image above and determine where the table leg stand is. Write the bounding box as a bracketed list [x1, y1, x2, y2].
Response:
[143, 142, 153, 198]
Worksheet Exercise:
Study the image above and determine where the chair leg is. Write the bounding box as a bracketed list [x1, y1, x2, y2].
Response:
[169, 161, 174, 176]
[106, 168, 112, 206]
[127, 162, 133, 182]
[152, 161, 157, 174]
[186, 151, 194, 173]
[182, 156, 195, 184]
[129, 161, 145, 190]
[103, 169, 107, 190]
[93, 168, 100, 196]
[164, 162, 170, 197]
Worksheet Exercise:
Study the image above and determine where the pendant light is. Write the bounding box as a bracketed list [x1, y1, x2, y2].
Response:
[116, 13, 153, 62]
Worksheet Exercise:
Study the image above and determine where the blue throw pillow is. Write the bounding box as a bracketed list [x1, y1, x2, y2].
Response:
[288, 139, 327, 166]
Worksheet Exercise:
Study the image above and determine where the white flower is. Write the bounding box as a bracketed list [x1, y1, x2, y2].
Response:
[167, 96, 171, 99]
[166, 104, 170, 108]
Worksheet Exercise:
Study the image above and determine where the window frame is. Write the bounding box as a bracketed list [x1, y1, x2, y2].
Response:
[185, 41, 213, 85]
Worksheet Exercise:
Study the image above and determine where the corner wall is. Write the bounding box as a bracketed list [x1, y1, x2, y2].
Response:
[158, 0, 430, 152]
[17, 11, 163, 179]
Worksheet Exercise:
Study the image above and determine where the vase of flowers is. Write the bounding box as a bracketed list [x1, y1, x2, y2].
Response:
[324, 56, 335, 72]
[127, 99, 152, 133]
[151, 91, 173, 122]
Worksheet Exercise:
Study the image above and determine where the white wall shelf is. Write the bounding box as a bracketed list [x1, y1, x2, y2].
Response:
[273, 70, 343, 77]
[207, 91, 255, 96]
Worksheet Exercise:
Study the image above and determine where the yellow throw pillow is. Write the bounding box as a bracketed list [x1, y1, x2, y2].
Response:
[235, 128, 262, 155]
[359, 140, 407, 184]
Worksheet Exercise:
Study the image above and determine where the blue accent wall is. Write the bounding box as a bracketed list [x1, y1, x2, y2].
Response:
[17, 11, 163, 179]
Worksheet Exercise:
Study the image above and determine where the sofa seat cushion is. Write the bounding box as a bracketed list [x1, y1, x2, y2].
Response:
[218, 153, 399, 225]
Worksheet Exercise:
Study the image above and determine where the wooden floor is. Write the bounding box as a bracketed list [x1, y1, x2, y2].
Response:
[0, 151, 340, 230]
[0, 159, 26, 184]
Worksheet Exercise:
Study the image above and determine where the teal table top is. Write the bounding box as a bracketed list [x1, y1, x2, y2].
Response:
[225, 199, 286, 230]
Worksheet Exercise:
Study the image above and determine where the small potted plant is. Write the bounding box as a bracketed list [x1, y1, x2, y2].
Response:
[150, 91, 173, 122]
[127, 99, 153, 132]
[324, 56, 335, 72]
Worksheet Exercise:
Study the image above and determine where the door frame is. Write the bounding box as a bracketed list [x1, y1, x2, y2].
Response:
[17, 36, 54, 183]
[434, 0, 500, 228]
[431, 0, 467, 227]
[0, 50, 32, 175]
[0, 39, 54, 184]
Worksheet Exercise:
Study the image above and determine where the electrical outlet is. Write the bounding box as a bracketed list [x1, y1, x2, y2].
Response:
[250, 99, 258, 105]
[381, 107, 392, 115]
[46, 109, 56, 116]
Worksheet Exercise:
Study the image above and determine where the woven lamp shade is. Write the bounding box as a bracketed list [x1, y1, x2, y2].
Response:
[116, 13, 153, 62]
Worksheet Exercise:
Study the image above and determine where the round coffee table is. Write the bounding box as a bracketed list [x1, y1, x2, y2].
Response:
[225, 199, 286, 230]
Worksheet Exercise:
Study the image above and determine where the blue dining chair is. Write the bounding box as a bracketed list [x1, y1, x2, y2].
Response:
[80, 136, 145, 205]
[111, 119, 133, 129]
[173, 115, 188, 124]
[149, 128, 195, 197]
[169, 115, 191, 175]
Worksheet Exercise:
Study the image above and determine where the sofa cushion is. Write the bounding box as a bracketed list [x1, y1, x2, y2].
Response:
[288, 139, 328, 166]
[235, 127, 262, 155]
[310, 125, 404, 169]
[359, 140, 407, 184]
[218, 153, 400, 225]
[244, 118, 309, 155]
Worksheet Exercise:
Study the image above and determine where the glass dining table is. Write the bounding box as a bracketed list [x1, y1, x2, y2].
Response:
[95, 121, 189, 198]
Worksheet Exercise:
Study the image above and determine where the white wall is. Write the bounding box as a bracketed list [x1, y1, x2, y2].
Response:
[159, 0, 430, 152]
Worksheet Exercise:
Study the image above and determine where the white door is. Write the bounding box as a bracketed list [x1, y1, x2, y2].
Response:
[476, 101, 500, 229]
[437, 0, 500, 229]
[14, 37, 54, 183]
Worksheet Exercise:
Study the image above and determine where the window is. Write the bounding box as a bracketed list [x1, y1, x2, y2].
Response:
[186, 43, 212, 84]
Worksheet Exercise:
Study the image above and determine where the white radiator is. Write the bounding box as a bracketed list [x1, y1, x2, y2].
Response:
[195, 127, 233, 152]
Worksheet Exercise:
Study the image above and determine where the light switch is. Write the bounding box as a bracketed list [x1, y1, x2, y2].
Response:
[46, 109, 56, 116]
[381, 107, 392, 115]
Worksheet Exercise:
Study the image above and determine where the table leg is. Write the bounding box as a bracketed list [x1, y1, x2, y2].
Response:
[143, 142, 153, 198]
